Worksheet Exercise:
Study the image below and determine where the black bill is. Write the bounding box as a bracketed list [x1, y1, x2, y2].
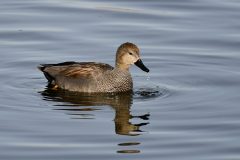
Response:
[134, 59, 150, 73]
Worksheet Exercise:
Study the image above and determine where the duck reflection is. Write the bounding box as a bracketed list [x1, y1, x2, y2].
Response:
[40, 88, 149, 136]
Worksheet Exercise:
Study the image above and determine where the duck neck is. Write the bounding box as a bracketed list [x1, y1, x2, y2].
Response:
[115, 63, 130, 72]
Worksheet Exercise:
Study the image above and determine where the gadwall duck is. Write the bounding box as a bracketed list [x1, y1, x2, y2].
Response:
[38, 42, 149, 93]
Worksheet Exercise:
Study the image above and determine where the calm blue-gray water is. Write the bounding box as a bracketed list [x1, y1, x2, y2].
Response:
[1, 0, 240, 160]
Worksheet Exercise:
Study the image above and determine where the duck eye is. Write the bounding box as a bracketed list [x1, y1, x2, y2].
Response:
[129, 52, 133, 55]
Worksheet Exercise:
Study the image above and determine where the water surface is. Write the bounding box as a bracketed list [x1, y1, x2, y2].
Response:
[1, 0, 240, 160]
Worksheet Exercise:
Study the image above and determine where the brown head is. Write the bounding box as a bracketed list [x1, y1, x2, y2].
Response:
[115, 42, 149, 72]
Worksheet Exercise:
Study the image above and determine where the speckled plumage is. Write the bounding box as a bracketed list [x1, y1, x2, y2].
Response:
[38, 42, 149, 93]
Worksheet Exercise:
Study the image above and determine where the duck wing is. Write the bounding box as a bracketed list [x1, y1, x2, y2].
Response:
[38, 61, 114, 85]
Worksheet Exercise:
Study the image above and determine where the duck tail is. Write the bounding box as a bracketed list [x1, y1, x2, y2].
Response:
[37, 65, 45, 72]
[37, 64, 55, 84]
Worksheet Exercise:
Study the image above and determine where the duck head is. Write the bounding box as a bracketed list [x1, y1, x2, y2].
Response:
[115, 42, 149, 72]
